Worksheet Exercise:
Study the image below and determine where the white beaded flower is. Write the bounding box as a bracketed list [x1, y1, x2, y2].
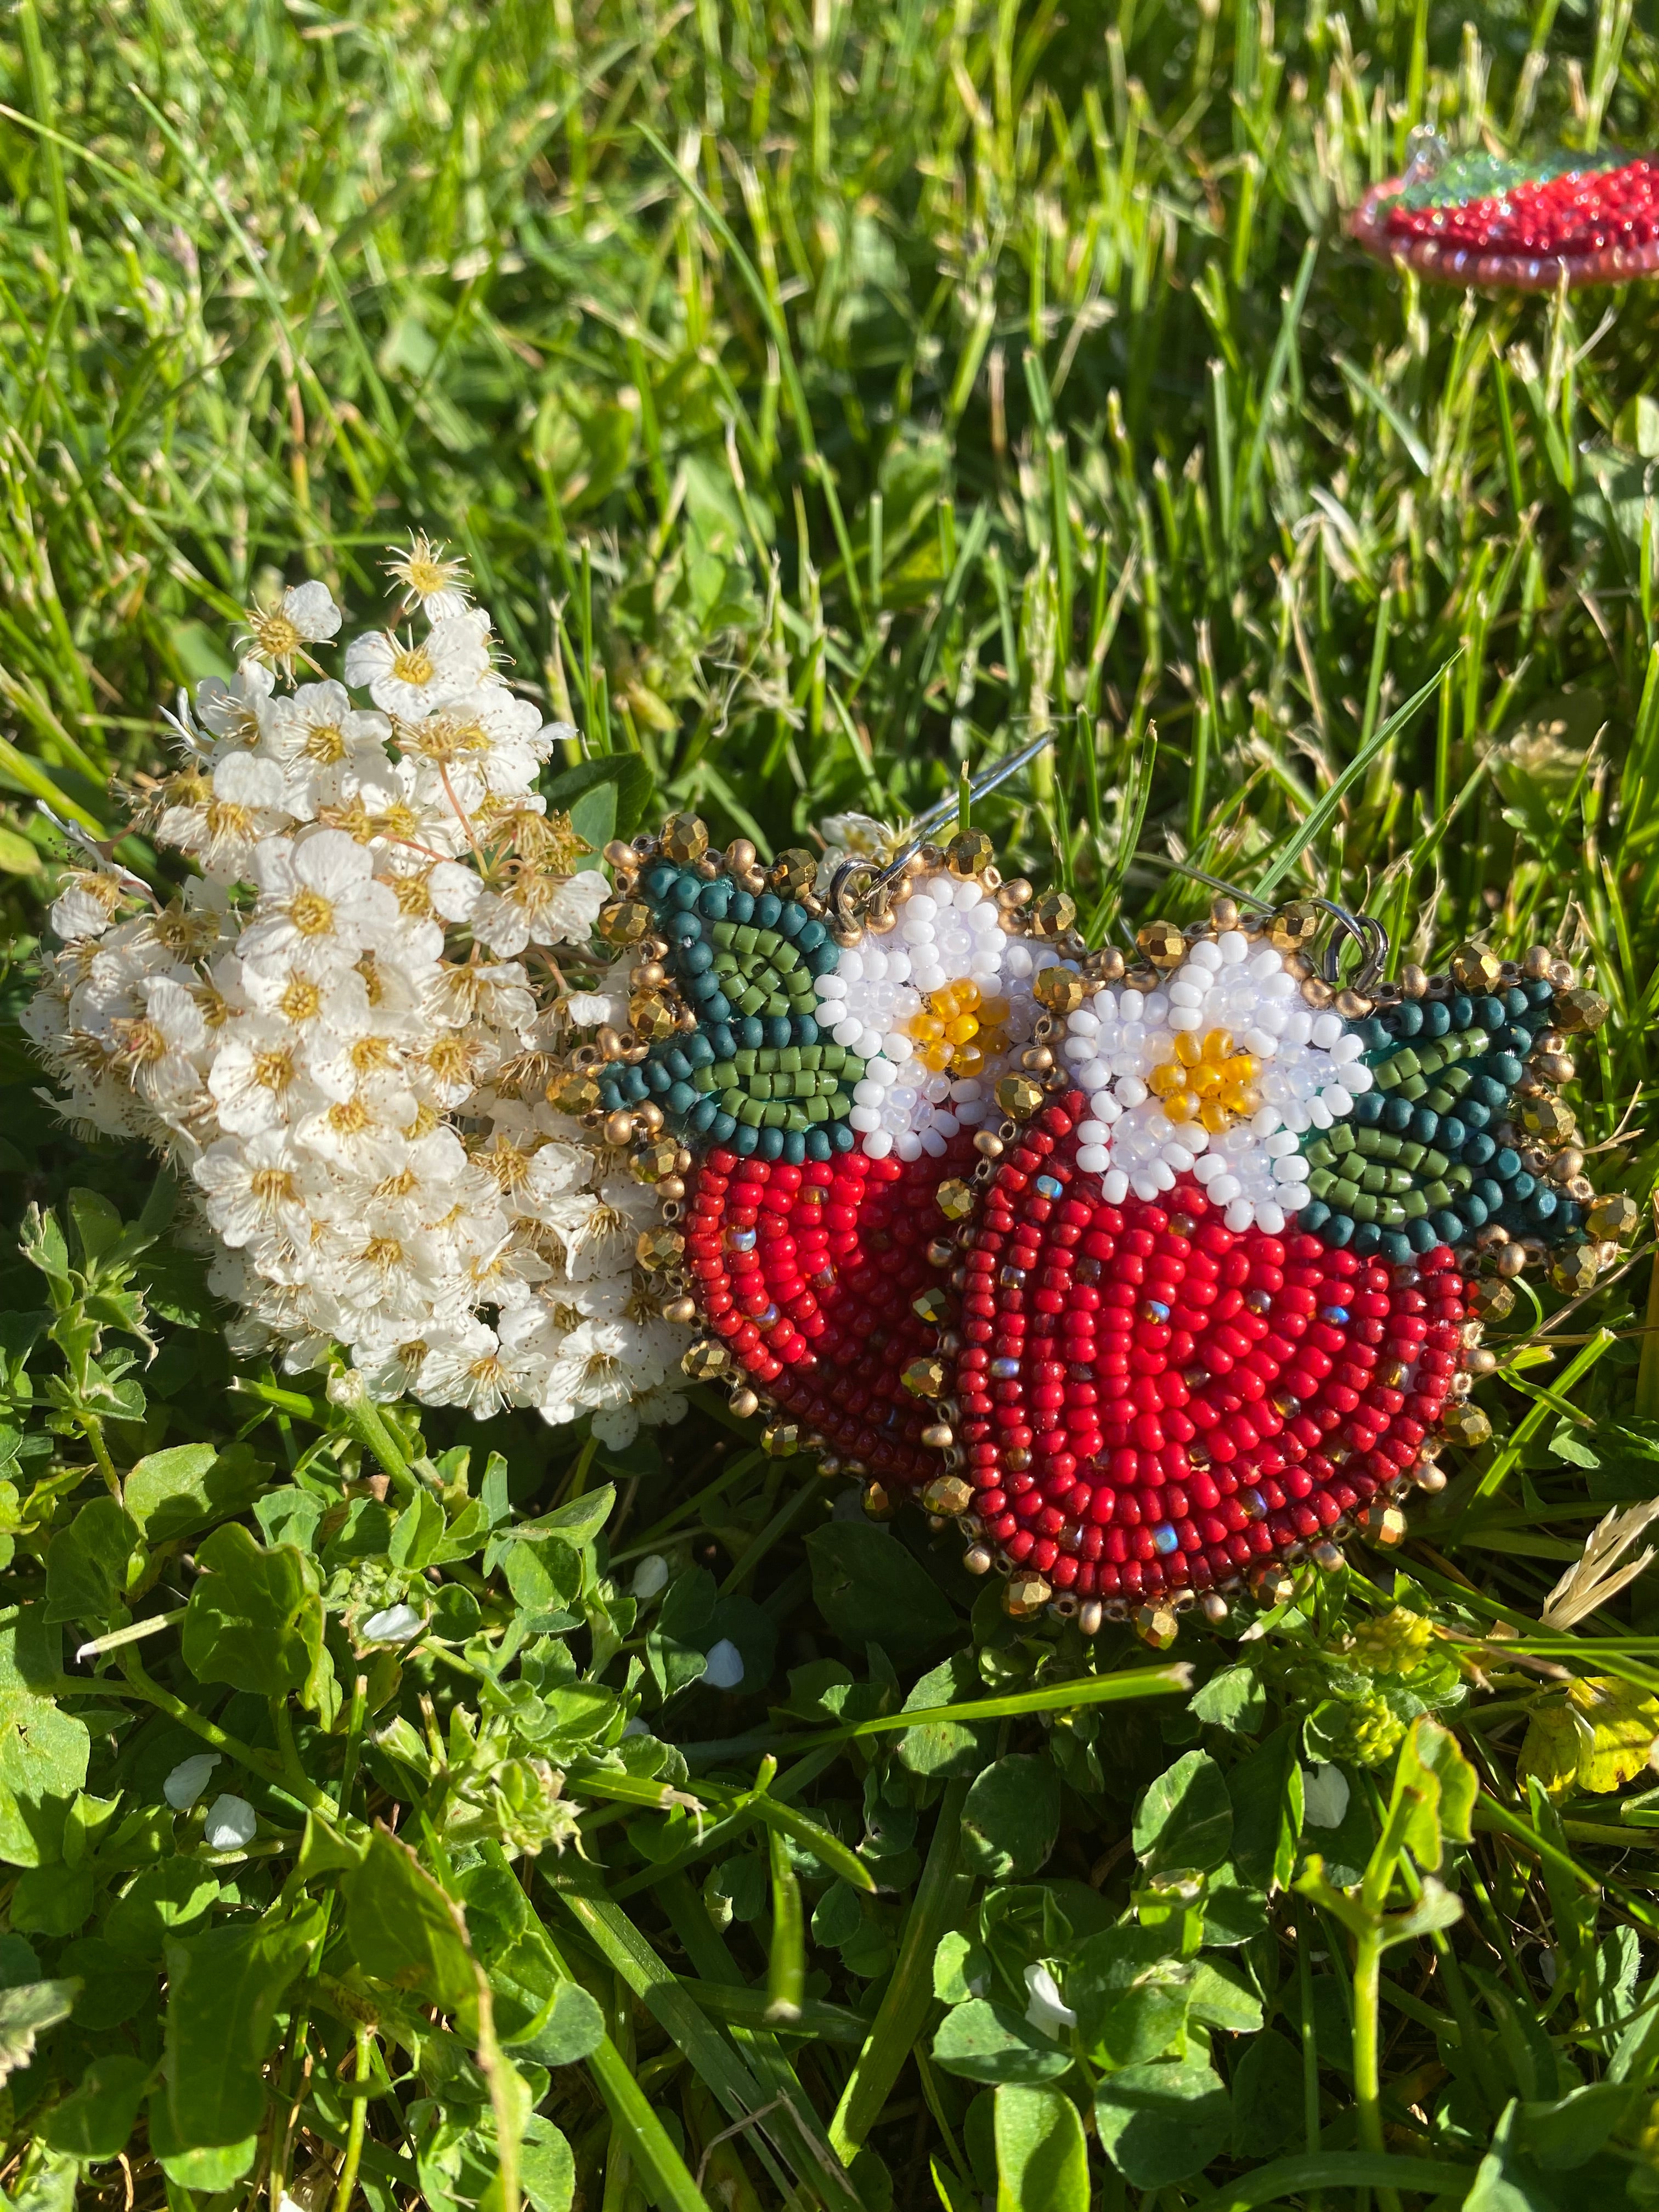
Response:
[1059, 931, 1372, 1232]
[814, 871, 1054, 1161]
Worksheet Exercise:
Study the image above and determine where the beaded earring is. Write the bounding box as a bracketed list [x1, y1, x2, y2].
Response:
[558, 799, 1635, 1646]
[1352, 134, 1659, 290]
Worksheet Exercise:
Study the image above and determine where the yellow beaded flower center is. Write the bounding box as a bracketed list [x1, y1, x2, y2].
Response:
[1148, 1027, 1262, 1131]
[906, 979, 1012, 1075]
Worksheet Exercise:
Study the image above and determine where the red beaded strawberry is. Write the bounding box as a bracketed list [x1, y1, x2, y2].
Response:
[583, 814, 1633, 1641]
[1352, 139, 1659, 290]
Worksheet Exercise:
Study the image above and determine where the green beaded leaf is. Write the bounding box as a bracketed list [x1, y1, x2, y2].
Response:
[1296, 973, 1579, 1264]
[1389, 146, 1623, 213]
[597, 857, 862, 1166]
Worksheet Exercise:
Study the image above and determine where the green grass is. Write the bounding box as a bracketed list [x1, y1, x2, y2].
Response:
[5, 2, 1659, 2208]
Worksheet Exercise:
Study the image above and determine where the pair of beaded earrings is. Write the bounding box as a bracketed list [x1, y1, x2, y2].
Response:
[554, 773, 1634, 1646]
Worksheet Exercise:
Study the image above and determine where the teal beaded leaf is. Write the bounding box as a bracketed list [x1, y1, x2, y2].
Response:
[594, 859, 863, 1165]
[1297, 975, 1573, 1265]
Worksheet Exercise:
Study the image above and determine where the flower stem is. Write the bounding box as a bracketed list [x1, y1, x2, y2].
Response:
[329, 2023, 374, 2212]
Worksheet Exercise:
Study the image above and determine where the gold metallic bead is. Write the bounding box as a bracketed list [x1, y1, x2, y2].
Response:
[1199, 1592, 1230, 1625]
[1546, 1147, 1585, 1184]
[1494, 1243, 1528, 1278]
[1311, 1541, 1344, 1572]
[596, 1025, 627, 1061]
[912, 1285, 954, 1325]
[863, 1480, 896, 1521]
[603, 1108, 637, 1147]
[1133, 1601, 1180, 1649]
[1554, 986, 1610, 1035]
[629, 991, 676, 1043]
[963, 1544, 994, 1575]
[729, 1385, 760, 1419]
[996, 877, 1033, 907]
[1019, 1046, 1054, 1073]
[994, 1074, 1045, 1120]
[927, 1238, 957, 1268]
[1362, 1502, 1408, 1548]
[1078, 1599, 1105, 1635]
[658, 1175, 686, 1203]
[599, 900, 653, 945]
[935, 1178, 977, 1221]
[1440, 1402, 1493, 1448]
[1006, 1571, 1053, 1619]
[636, 1227, 686, 1272]
[921, 1475, 972, 1517]
[1136, 918, 1187, 967]
[682, 1340, 729, 1381]
[631, 1137, 682, 1185]
[770, 848, 817, 899]
[1466, 1347, 1498, 1376]
[1416, 1463, 1448, 1493]
[920, 1422, 955, 1452]
[724, 838, 758, 875]
[946, 828, 996, 878]
[902, 1355, 949, 1399]
[633, 959, 668, 990]
[1548, 1241, 1601, 1297]
[1520, 1096, 1576, 1144]
[1587, 1193, 1639, 1241]
[1554, 957, 1582, 986]
[657, 1294, 697, 1327]
[662, 812, 710, 865]
[603, 838, 637, 870]
[1301, 976, 1335, 1007]
[1335, 989, 1373, 1020]
[635, 1101, 665, 1135]
[1523, 944, 1554, 980]
[1449, 942, 1503, 991]
[973, 1131, 1005, 1158]
[762, 1420, 800, 1457]
[1268, 900, 1322, 952]
[1400, 963, 1428, 998]
[549, 1070, 603, 1115]
[1252, 1565, 1297, 1607]
[1534, 1052, 1576, 1086]
[1033, 966, 1088, 1015]
[1028, 890, 1078, 939]
[1085, 945, 1127, 982]
[1210, 895, 1239, 929]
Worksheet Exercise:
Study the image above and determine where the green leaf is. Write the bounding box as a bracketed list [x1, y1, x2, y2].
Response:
[10, 1864, 93, 1935]
[497, 1976, 606, 2068]
[43, 1497, 138, 1625]
[125, 1441, 266, 1544]
[1133, 1751, 1233, 1875]
[0, 1689, 89, 1866]
[0, 1979, 80, 2086]
[1187, 1957, 1263, 2035]
[962, 1756, 1061, 1881]
[540, 757, 654, 843]
[993, 2083, 1088, 2212]
[42, 2052, 151, 2158]
[1229, 2030, 1305, 2158]
[163, 1908, 322, 2147]
[1396, 1717, 1477, 1870]
[105, 1861, 222, 1962]
[341, 1826, 478, 2013]
[1093, 2056, 1230, 2187]
[1228, 1724, 1304, 1893]
[521, 2116, 576, 2212]
[931, 1999, 1075, 2085]
[896, 1653, 998, 1778]
[1070, 1925, 1193, 2067]
[181, 1522, 323, 1701]
[804, 1522, 959, 1661]
[1189, 1666, 1266, 1734]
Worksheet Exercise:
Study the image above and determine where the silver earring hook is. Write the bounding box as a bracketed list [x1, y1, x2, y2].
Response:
[1135, 856, 1391, 992]
[833, 730, 1056, 921]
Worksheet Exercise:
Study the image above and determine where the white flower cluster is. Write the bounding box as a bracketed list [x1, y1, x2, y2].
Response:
[25, 546, 690, 1446]
[813, 871, 1051, 1160]
[1060, 932, 1372, 1232]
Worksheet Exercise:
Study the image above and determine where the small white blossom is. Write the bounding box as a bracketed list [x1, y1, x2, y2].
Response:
[362, 1602, 425, 1644]
[703, 1639, 745, 1690]
[1302, 1765, 1351, 1828]
[1023, 1963, 1077, 2038]
[203, 1793, 258, 1850]
[163, 1752, 221, 1809]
